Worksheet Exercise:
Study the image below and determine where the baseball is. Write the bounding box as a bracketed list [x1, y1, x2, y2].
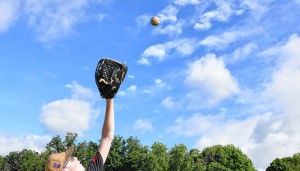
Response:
[150, 16, 160, 26]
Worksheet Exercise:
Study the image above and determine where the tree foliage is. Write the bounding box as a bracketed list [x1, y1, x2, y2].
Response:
[267, 153, 300, 171]
[168, 144, 192, 171]
[0, 133, 281, 171]
[105, 135, 126, 171]
[74, 140, 98, 167]
[143, 142, 169, 171]
[201, 144, 255, 171]
[0, 155, 6, 170]
[122, 136, 149, 171]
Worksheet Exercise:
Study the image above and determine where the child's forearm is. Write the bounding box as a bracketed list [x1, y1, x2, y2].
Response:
[101, 99, 115, 140]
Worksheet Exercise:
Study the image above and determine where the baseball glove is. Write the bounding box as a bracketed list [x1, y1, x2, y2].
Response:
[95, 58, 128, 99]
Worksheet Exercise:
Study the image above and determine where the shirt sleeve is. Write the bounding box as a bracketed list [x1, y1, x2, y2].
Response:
[86, 151, 104, 171]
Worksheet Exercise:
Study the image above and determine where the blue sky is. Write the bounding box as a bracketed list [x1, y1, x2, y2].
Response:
[1, 0, 300, 170]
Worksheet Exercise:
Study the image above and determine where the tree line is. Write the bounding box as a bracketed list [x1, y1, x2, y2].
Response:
[0, 133, 299, 171]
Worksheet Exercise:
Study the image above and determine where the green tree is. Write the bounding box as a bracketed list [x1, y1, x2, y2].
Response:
[206, 162, 231, 171]
[6, 151, 21, 171]
[267, 153, 300, 171]
[63, 132, 78, 148]
[40, 151, 50, 171]
[75, 140, 98, 167]
[189, 149, 205, 171]
[123, 136, 149, 171]
[0, 155, 5, 170]
[45, 135, 65, 153]
[201, 144, 255, 171]
[143, 142, 169, 171]
[18, 149, 45, 171]
[168, 144, 192, 171]
[0, 133, 260, 171]
[105, 136, 126, 171]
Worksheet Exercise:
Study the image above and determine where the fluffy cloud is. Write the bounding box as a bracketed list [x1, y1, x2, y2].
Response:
[0, 135, 51, 156]
[127, 85, 137, 93]
[138, 38, 198, 65]
[169, 34, 300, 170]
[154, 79, 166, 88]
[174, 0, 200, 6]
[118, 85, 137, 96]
[194, 1, 244, 30]
[65, 81, 95, 101]
[40, 82, 98, 135]
[185, 53, 240, 105]
[0, 0, 20, 33]
[200, 30, 249, 49]
[240, 0, 272, 18]
[40, 99, 94, 134]
[135, 14, 152, 27]
[133, 119, 154, 132]
[136, 5, 179, 35]
[157, 5, 178, 23]
[0, 0, 109, 40]
[222, 42, 257, 64]
[199, 31, 240, 49]
[167, 112, 274, 170]
[161, 96, 179, 109]
[24, 0, 89, 41]
[128, 75, 135, 79]
[142, 78, 169, 94]
[153, 21, 183, 36]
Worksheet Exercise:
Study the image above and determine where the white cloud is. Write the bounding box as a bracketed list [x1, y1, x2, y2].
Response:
[169, 34, 300, 170]
[149, 5, 184, 36]
[157, 5, 178, 23]
[118, 90, 126, 96]
[153, 21, 183, 36]
[167, 112, 275, 170]
[185, 53, 240, 105]
[192, 0, 273, 31]
[24, 0, 89, 41]
[137, 57, 151, 66]
[154, 79, 166, 88]
[174, 0, 200, 6]
[128, 75, 135, 79]
[199, 31, 239, 49]
[161, 96, 179, 109]
[263, 34, 300, 109]
[240, 0, 272, 19]
[40, 82, 98, 135]
[0, 0, 109, 40]
[139, 38, 198, 65]
[194, 1, 243, 31]
[136, 5, 182, 36]
[135, 14, 152, 27]
[96, 13, 106, 22]
[133, 119, 154, 132]
[247, 34, 300, 170]
[168, 112, 260, 139]
[127, 85, 137, 93]
[0, 135, 51, 156]
[141, 44, 167, 62]
[118, 85, 137, 96]
[65, 81, 95, 101]
[199, 27, 261, 49]
[142, 78, 169, 95]
[222, 42, 257, 64]
[40, 99, 94, 134]
[0, 0, 20, 33]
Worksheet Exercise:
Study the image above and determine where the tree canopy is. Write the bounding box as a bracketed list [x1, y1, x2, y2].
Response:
[2, 132, 296, 171]
[267, 153, 300, 171]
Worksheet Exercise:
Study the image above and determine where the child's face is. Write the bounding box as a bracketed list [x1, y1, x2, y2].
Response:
[62, 157, 85, 171]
